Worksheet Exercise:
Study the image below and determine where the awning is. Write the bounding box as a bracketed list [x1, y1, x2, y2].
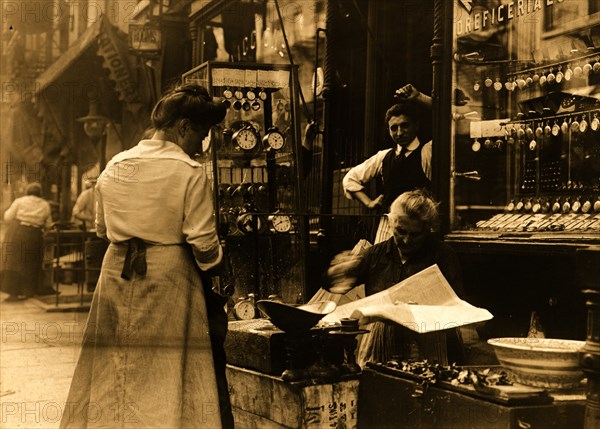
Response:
[35, 16, 140, 103]
[35, 19, 102, 94]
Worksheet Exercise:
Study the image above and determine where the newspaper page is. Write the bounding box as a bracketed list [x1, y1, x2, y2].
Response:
[322, 264, 493, 333]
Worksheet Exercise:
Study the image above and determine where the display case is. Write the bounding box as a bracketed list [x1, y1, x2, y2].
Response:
[182, 62, 307, 306]
[448, 0, 600, 244]
[440, 1, 600, 343]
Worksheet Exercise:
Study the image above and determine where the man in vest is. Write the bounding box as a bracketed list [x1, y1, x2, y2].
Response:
[343, 84, 432, 243]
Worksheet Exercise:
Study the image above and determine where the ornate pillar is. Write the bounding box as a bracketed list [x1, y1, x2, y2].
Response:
[430, 0, 453, 234]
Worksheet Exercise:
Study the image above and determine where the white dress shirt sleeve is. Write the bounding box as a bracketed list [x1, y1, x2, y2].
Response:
[94, 182, 107, 240]
[183, 168, 223, 271]
[342, 149, 391, 200]
[421, 141, 433, 180]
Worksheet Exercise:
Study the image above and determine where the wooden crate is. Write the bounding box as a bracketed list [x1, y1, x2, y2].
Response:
[358, 367, 585, 429]
[227, 365, 359, 428]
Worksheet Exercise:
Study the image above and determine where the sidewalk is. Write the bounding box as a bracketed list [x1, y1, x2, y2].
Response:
[0, 286, 88, 429]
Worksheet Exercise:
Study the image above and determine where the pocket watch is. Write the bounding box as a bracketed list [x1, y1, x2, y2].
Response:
[268, 212, 292, 233]
[233, 296, 256, 320]
[232, 123, 260, 151]
[262, 127, 286, 151]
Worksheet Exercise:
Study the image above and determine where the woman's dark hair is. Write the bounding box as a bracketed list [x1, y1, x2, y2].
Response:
[150, 84, 227, 130]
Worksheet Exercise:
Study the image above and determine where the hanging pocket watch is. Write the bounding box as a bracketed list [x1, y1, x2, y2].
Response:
[262, 127, 286, 151]
[579, 115, 588, 133]
[591, 114, 600, 131]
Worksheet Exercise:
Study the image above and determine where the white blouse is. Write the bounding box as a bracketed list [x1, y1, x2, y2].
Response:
[95, 139, 222, 271]
[4, 195, 52, 229]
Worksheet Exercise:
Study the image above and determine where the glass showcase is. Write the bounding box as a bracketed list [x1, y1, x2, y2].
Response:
[450, 0, 600, 239]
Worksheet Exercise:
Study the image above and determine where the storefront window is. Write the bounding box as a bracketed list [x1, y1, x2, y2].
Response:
[450, 0, 600, 236]
[545, 0, 600, 32]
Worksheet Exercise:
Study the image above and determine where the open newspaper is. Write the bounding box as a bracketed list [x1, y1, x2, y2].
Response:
[322, 264, 493, 333]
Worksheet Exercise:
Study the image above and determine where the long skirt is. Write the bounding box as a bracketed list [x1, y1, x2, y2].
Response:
[0, 222, 44, 297]
[60, 243, 223, 429]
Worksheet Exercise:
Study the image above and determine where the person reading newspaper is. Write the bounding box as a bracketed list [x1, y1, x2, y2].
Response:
[326, 189, 467, 366]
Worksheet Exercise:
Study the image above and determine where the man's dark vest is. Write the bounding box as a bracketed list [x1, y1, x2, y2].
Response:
[381, 143, 431, 209]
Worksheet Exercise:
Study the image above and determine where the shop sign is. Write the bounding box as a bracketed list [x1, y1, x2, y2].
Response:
[455, 0, 565, 37]
[128, 24, 162, 52]
[98, 23, 140, 103]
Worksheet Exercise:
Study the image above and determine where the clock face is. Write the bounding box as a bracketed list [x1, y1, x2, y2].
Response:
[269, 214, 291, 233]
[233, 300, 256, 320]
[234, 128, 258, 151]
[265, 131, 285, 150]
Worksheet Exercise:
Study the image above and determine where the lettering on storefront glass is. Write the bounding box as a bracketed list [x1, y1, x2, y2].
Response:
[455, 0, 565, 36]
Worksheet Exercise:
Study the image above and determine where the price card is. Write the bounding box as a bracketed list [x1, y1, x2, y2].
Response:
[222, 68, 245, 87]
[244, 69, 258, 88]
[230, 69, 245, 87]
[212, 68, 225, 86]
[268, 70, 278, 88]
[257, 70, 271, 88]
[222, 68, 237, 87]
[242, 167, 252, 183]
[274, 70, 290, 88]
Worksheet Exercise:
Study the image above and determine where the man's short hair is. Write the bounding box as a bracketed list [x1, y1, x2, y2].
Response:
[389, 189, 439, 231]
[384, 101, 420, 126]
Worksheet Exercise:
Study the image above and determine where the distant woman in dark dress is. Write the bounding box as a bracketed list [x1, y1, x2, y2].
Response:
[2, 182, 52, 300]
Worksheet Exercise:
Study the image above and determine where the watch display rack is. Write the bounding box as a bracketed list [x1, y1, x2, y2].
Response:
[182, 62, 307, 304]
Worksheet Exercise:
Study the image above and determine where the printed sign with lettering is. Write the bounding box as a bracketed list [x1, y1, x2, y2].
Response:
[128, 24, 161, 52]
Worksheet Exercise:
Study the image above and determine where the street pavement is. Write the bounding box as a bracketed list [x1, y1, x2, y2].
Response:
[0, 286, 88, 429]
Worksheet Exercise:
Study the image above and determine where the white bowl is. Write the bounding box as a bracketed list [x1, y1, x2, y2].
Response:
[487, 337, 586, 389]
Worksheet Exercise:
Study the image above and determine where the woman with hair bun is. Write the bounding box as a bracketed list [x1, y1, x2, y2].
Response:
[61, 84, 233, 428]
